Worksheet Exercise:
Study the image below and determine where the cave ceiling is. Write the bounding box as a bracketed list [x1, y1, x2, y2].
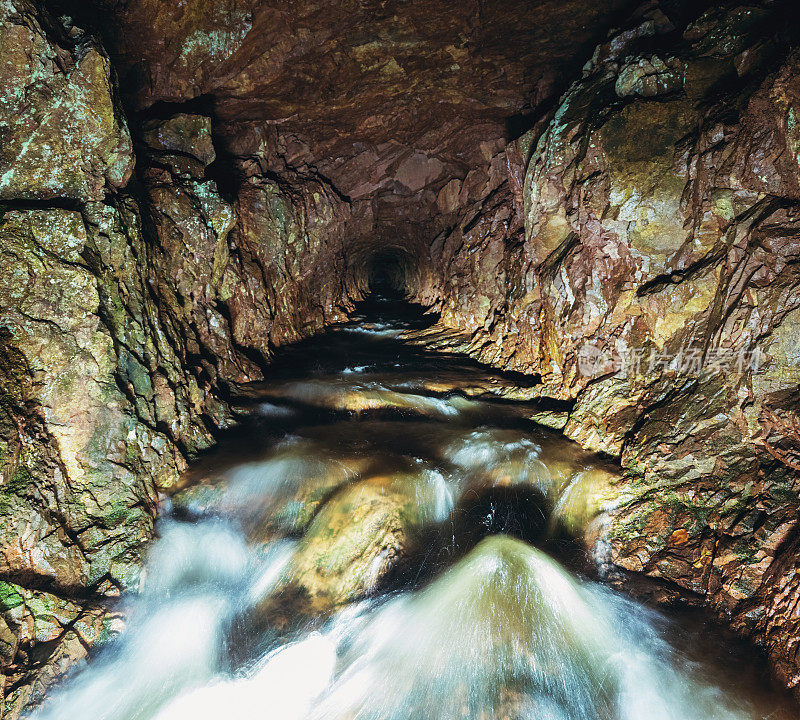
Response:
[52, 0, 650, 248]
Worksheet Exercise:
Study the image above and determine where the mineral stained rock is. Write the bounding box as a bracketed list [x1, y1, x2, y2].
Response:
[0, 0, 133, 200]
[281, 472, 440, 608]
[415, 2, 800, 691]
[0, 0, 367, 710]
[1, 0, 800, 713]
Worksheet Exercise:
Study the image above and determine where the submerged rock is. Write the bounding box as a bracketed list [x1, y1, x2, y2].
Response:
[311, 535, 754, 720]
[172, 448, 370, 538]
[255, 379, 471, 418]
[282, 471, 450, 607]
[445, 427, 621, 537]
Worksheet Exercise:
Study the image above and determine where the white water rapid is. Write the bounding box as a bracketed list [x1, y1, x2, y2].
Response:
[30, 301, 796, 720]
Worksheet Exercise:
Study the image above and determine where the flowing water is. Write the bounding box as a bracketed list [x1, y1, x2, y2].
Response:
[32, 298, 798, 720]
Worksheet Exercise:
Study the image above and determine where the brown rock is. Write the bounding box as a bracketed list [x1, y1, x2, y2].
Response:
[0, 1, 133, 200]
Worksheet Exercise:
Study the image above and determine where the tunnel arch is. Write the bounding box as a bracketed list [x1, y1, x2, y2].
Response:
[347, 243, 426, 302]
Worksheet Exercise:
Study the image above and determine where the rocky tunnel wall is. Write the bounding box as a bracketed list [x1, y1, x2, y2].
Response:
[0, 2, 375, 711]
[1, 0, 800, 714]
[407, 0, 800, 693]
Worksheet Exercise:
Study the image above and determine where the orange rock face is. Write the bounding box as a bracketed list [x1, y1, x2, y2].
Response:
[2, 0, 800, 713]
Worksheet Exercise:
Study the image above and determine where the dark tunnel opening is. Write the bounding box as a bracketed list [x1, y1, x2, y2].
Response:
[365, 249, 411, 299]
[350, 245, 439, 327]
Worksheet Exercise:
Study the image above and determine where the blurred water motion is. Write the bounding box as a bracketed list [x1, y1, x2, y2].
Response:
[31, 298, 796, 720]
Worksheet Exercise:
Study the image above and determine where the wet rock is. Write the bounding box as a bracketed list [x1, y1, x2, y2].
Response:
[0, 6, 232, 707]
[396, 3, 800, 691]
[615, 56, 684, 97]
[0, 0, 133, 200]
[256, 380, 469, 418]
[263, 459, 369, 538]
[141, 114, 216, 169]
[73, 0, 636, 256]
[172, 451, 369, 538]
[1, 0, 800, 709]
[282, 472, 444, 607]
[0, 209, 160, 589]
[528, 409, 569, 430]
[552, 466, 621, 536]
[445, 427, 621, 537]
[0, 580, 114, 714]
[0, 0, 394, 701]
[0, 204, 174, 711]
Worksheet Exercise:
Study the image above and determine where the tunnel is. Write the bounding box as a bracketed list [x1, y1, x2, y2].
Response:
[2, 0, 800, 716]
[364, 249, 413, 299]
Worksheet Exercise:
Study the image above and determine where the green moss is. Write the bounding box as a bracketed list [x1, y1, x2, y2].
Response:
[97, 614, 120, 645]
[622, 458, 647, 478]
[109, 558, 141, 591]
[4, 464, 32, 496]
[102, 497, 132, 526]
[608, 505, 652, 541]
[0, 581, 24, 612]
[688, 504, 712, 525]
[124, 441, 140, 465]
[733, 540, 759, 565]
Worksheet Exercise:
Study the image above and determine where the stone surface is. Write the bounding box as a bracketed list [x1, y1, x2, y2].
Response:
[56, 0, 635, 254]
[0, 0, 384, 703]
[0, 580, 115, 716]
[0, 208, 161, 586]
[282, 473, 439, 607]
[0, 203, 174, 709]
[0, 0, 133, 200]
[407, 0, 800, 693]
[2, 0, 800, 712]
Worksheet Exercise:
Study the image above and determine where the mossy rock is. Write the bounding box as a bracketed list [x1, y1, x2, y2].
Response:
[283, 472, 443, 606]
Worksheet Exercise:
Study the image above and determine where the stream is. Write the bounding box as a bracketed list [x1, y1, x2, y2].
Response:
[31, 297, 798, 720]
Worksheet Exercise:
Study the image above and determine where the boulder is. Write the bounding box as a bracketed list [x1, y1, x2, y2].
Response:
[282, 471, 448, 607]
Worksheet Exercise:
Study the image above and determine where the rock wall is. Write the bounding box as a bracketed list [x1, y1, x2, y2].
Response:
[417, 1, 800, 691]
[0, 2, 367, 712]
[2, 0, 800, 712]
[0, 2, 161, 710]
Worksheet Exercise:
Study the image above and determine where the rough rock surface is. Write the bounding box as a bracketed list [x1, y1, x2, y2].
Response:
[52, 0, 636, 256]
[0, 0, 133, 200]
[412, 0, 800, 692]
[0, 1, 365, 712]
[278, 472, 436, 608]
[0, 3, 162, 706]
[2, 0, 800, 713]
